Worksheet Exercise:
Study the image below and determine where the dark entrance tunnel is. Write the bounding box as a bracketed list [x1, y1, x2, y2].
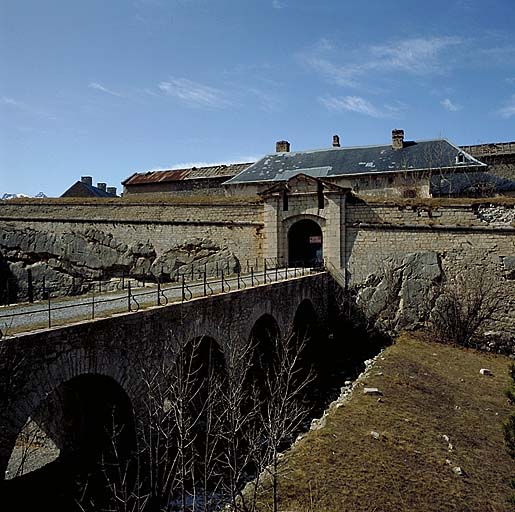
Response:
[288, 219, 323, 267]
[2, 374, 136, 511]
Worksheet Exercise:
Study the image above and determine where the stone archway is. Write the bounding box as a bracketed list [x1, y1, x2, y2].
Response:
[2, 373, 136, 508]
[288, 219, 323, 267]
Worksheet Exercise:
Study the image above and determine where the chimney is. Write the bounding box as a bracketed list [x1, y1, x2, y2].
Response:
[106, 187, 117, 196]
[276, 140, 290, 153]
[332, 134, 341, 148]
[81, 176, 93, 186]
[392, 129, 405, 150]
[97, 182, 107, 192]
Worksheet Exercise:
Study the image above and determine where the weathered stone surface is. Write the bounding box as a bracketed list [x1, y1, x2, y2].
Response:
[0, 224, 237, 302]
[356, 251, 442, 333]
[504, 256, 515, 280]
[476, 205, 515, 225]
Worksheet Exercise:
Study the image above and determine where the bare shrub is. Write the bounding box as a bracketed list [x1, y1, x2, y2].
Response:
[77, 324, 313, 512]
[429, 266, 504, 347]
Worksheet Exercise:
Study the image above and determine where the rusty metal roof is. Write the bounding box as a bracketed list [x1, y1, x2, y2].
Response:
[123, 163, 253, 186]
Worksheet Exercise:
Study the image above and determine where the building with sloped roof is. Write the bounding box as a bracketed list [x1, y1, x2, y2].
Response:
[225, 130, 486, 199]
[122, 163, 252, 196]
[459, 141, 515, 181]
[61, 177, 118, 198]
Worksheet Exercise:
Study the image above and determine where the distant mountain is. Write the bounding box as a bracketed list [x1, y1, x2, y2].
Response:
[1, 193, 30, 200]
[1, 192, 47, 200]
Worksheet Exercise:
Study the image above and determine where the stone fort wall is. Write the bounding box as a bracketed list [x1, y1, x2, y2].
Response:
[460, 142, 515, 180]
[1, 196, 514, 336]
[0, 199, 265, 301]
[345, 198, 515, 338]
[0, 199, 264, 257]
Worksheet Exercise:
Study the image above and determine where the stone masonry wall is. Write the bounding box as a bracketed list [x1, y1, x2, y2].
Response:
[345, 199, 515, 345]
[0, 200, 265, 302]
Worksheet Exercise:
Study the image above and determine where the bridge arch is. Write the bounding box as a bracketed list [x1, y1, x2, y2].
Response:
[2, 372, 136, 505]
[292, 298, 319, 346]
[1, 271, 331, 493]
[248, 314, 281, 384]
[291, 298, 323, 383]
[182, 334, 226, 410]
[0, 339, 136, 483]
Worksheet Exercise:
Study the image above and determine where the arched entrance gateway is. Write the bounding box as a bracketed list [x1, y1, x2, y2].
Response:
[288, 219, 323, 267]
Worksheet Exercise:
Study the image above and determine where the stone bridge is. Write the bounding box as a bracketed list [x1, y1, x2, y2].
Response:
[0, 272, 331, 480]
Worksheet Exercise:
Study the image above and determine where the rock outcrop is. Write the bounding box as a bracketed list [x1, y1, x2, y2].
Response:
[356, 251, 442, 334]
[354, 251, 514, 355]
[0, 224, 238, 303]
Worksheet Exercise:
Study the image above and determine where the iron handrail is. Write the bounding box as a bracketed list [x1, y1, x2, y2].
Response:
[0, 261, 325, 336]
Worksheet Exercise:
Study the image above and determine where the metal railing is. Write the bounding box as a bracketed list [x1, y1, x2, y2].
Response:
[0, 258, 325, 337]
[0, 256, 288, 306]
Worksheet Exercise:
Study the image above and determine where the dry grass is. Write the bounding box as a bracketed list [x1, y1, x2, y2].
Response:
[0, 194, 263, 205]
[256, 333, 515, 511]
[359, 196, 515, 208]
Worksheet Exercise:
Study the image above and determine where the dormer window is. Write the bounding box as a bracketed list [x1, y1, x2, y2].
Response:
[455, 153, 465, 164]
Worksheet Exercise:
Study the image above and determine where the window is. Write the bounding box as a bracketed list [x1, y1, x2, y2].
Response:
[402, 188, 417, 198]
[455, 153, 465, 164]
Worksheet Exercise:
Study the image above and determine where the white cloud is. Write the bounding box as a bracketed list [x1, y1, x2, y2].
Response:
[247, 87, 282, 112]
[89, 82, 123, 97]
[369, 37, 462, 75]
[441, 98, 462, 112]
[319, 95, 384, 118]
[272, 0, 285, 8]
[299, 36, 462, 88]
[1, 96, 20, 107]
[498, 95, 515, 118]
[384, 100, 409, 116]
[158, 78, 230, 109]
[0, 96, 56, 121]
[302, 55, 359, 87]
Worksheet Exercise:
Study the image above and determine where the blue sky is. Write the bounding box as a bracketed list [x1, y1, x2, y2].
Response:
[1, 0, 514, 196]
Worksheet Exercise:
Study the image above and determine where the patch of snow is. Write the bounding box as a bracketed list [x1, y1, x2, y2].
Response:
[1, 192, 47, 200]
[2, 193, 30, 200]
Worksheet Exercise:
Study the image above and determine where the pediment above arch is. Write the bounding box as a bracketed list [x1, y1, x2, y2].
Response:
[258, 173, 350, 198]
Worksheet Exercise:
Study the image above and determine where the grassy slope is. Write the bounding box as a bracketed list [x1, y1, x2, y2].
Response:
[259, 334, 515, 512]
